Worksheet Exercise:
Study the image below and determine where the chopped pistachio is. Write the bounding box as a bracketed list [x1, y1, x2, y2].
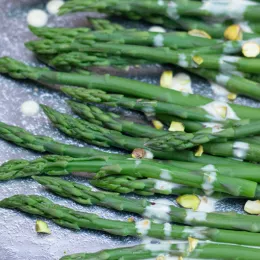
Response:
[244, 200, 260, 215]
[192, 55, 204, 66]
[195, 145, 204, 157]
[35, 220, 51, 234]
[176, 194, 201, 210]
[224, 24, 243, 41]
[169, 121, 185, 132]
[188, 237, 199, 252]
[242, 42, 260, 58]
[160, 71, 173, 88]
[227, 93, 237, 101]
[188, 29, 212, 39]
[152, 120, 164, 130]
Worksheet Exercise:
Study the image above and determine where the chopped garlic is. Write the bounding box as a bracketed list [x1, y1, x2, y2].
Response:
[188, 29, 211, 39]
[192, 55, 204, 66]
[176, 195, 201, 211]
[152, 120, 164, 130]
[35, 220, 51, 234]
[242, 42, 260, 58]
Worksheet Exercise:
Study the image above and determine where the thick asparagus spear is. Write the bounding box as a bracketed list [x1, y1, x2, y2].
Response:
[2, 194, 260, 233]
[68, 101, 166, 138]
[59, 0, 260, 22]
[60, 241, 260, 260]
[1, 57, 259, 120]
[0, 154, 258, 197]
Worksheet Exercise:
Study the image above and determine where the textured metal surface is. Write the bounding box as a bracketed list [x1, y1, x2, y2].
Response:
[0, 1, 255, 260]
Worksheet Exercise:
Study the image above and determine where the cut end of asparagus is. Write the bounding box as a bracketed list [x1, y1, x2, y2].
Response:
[244, 200, 260, 215]
[195, 145, 204, 157]
[224, 24, 243, 41]
[35, 220, 51, 234]
[152, 120, 164, 130]
[160, 71, 173, 89]
[169, 121, 185, 132]
[132, 148, 154, 159]
[176, 194, 201, 211]
[188, 29, 212, 39]
[242, 42, 260, 58]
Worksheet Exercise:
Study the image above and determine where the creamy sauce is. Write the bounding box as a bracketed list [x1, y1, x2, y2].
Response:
[197, 196, 218, 213]
[171, 73, 193, 94]
[201, 101, 240, 121]
[144, 201, 171, 222]
[160, 169, 172, 181]
[183, 226, 208, 240]
[202, 172, 217, 196]
[239, 21, 253, 33]
[154, 180, 183, 192]
[215, 74, 230, 86]
[185, 210, 207, 223]
[210, 81, 231, 101]
[20, 100, 40, 116]
[219, 56, 240, 72]
[135, 219, 151, 236]
[27, 9, 48, 27]
[202, 122, 224, 133]
[167, 1, 180, 20]
[201, 164, 217, 172]
[164, 223, 172, 238]
[177, 54, 189, 68]
[233, 142, 249, 159]
[46, 0, 64, 14]
[153, 34, 165, 47]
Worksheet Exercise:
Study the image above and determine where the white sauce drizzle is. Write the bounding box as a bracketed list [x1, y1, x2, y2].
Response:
[246, 37, 260, 45]
[46, 0, 64, 15]
[201, 101, 240, 121]
[171, 73, 193, 94]
[233, 142, 250, 159]
[27, 9, 48, 27]
[183, 226, 208, 240]
[219, 56, 240, 72]
[210, 81, 231, 102]
[185, 210, 207, 223]
[135, 219, 151, 236]
[201, 164, 217, 172]
[144, 150, 154, 159]
[223, 41, 242, 54]
[197, 196, 218, 213]
[157, 0, 165, 6]
[164, 223, 172, 238]
[202, 172, 217, 196]
[154, 180, 183, 192]
[167, 1, 180, 20]
[149, 26, 166, 33]
[239, 21, 253, 33]
[160, 169, 172, 181]
[153, 34, 165, 47]
[215, 74, 230, 86]
[135, 160, 142, 166]
[200, 0, 257, 20]
[144, 242, 171, 252]
[144, 201, 171, 222]
[177, 54, 189, 68]
[202, 122, 224, 133]
[20, 100, 40, 117]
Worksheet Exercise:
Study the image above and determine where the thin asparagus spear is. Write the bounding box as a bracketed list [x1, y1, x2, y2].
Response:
[88, 18, 125, 31]
[2, 194, 260, 233]
[68, 101, 165, 138]
[0, 120, 257, 168]
[60, 241, 260, 260]
[0, 154, 258, 197]
[34, 176, 260, 247]
[59, 0, 260, 22]
[1, 57, 259, 120]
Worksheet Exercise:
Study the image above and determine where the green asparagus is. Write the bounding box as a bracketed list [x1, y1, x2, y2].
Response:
[2, 194, 260, 233]
[1, 57, 259, 120]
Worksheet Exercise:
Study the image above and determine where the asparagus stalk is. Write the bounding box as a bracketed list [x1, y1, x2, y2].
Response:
[0, 154, 258, 197]
[68, 101, 166, 138]
[59, 0, 260, 22]
[203, 141, 260, 163]
[2, 194, 260, 234]
[1, 57, 259, 120]
[29, 26, 219, 49]
[60, 242, 260, 260]
[34, 176, 260, 247]
[88, 18, 125, 31]
[0, 120, 257, 168]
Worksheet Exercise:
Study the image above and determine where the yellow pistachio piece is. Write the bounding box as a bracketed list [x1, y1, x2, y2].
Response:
[192, 55, 204, 65]
[242, 42, 260, 58]
[188, 29, 212, 39]
[195, 145, 204, 157]
[188, 237, 199, 252]
[35, 220, 51, 234]
[244, 200, 260, 215]
[227, 93, 237, 101]
[160, 71, 173, 88]
[152, 120, 164, 130]
[176, 194, 201, 210]
[169, 121, 185, 132]
[224, 24, 243, 41]
[216, 105, 227, 119]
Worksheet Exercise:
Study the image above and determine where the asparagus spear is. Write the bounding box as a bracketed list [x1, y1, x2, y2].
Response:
[2, 194, 260, 234]
[0, 120, 256, 168]
[34, 176, 260, 247]
[29, 26, 219, 49]
[59, 0, 260, 22]
[88, 18, 125, 31]
[68, 101, 166, 138]
[203, 141, 260, 163]
[0, 154, 258, 197]
[1, 57, 259, 120]
[60, 242, 260, 260]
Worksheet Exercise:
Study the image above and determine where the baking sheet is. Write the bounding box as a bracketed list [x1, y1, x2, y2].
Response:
[0, 1, 258, 259]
